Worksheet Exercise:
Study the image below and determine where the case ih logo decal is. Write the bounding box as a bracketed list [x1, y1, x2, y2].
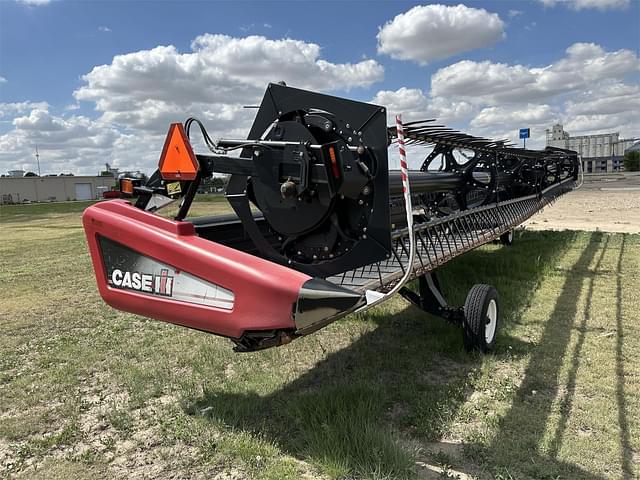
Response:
[98, 236, 235, 310]
[110, 268, 173, 297]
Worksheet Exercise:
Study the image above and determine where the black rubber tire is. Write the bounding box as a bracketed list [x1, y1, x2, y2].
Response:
[500, 230, 514, 246]
[463, 284, 499, 352]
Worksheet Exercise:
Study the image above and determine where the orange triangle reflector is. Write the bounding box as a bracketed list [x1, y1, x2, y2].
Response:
[158, 123, 199, 181]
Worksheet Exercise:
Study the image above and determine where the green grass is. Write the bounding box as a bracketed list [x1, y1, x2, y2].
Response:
[0, 200, 99, 221]
[0, 200, 638, 479]
[192, 193, 228, 202]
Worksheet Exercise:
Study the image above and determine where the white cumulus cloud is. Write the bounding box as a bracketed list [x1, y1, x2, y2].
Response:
[563, 83, 640, 135]
[431, 42, 640, 104]
[74, 35, 384, 134]
[371, 88, 478, 168]
[371, 87, 473, 126]
[0, 101, 50, 119]
[370, 42, 639, 148]
[470, 104, 555, 129]
[1, 34, 384, 175]
[377, 4, 505, 65]
[15, 0, 51, 5]
[539, 0, 630, 10]
[0, 107, 129, 175]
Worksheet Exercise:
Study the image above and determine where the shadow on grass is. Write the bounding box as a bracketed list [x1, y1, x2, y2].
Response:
[184, 230, 607, 479]
[615, 236, 632, 479]
[546, 236, 609, 458]
[465, 232, 609, 479]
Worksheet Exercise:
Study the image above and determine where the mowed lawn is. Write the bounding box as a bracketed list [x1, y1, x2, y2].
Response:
[1, 199, 638, 479]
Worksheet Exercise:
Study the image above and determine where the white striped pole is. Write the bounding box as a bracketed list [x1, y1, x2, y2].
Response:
[396, 114, 415, 275]
[357, 114, 416, 310]
[396, 115, 409, 194]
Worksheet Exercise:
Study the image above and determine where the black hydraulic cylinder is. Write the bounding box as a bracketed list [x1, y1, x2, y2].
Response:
[388, 170, 465, 195]
[202, 154, 469, 196]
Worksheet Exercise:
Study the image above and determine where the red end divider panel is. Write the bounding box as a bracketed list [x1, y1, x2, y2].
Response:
[83, 200, 311, 339]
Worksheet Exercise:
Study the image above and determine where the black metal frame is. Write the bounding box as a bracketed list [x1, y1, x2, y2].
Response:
[399, 271, 464, 323]
[229, 84, 392, 277]
[387, 120, 578, 215]
[137, 84, 579, 284]
[326, 177, 573, 294]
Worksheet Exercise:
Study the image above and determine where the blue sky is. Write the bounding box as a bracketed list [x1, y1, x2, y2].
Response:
[0, 0, 638, 175]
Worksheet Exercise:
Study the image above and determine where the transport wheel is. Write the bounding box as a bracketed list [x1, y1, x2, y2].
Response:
[463, 284, 499, 352]
[500, 230, 514, 246]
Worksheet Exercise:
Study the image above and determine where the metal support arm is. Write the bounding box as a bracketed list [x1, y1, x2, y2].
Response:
[399, 272, 464, 324]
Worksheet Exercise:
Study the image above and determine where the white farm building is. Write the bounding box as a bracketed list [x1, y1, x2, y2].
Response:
[0, 175, 116, 204]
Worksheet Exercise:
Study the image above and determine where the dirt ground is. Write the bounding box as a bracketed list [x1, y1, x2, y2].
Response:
[525, 173, 640, 234]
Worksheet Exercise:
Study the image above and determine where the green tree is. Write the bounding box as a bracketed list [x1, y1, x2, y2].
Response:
[623, 150, 640, 172]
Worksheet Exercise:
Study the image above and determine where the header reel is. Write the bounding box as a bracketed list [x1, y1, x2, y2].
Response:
[137, 83, 578, 280]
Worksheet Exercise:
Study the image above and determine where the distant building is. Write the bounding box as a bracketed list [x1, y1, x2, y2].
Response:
[0, 175, 116, 204]
[546, 124, 637, 173]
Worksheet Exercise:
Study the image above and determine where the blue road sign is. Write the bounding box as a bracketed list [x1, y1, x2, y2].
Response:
[519, 128, 530, 139]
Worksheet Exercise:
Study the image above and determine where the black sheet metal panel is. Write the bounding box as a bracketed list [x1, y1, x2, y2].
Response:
[294, 278, 365, 334]
[224, 83, 391, 278]
[189, 212, 281, 256]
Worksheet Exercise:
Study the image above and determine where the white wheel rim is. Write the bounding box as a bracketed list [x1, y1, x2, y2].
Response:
[508, 231, 513, 243]
[485, 299, 497, 343]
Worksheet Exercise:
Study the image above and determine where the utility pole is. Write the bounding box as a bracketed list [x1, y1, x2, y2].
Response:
[35, 146, 41, 176]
